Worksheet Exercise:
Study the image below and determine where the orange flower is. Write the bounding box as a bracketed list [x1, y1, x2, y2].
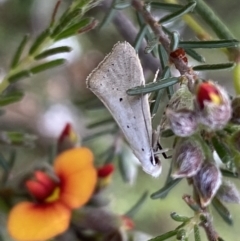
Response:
[8, 147, 97, 241]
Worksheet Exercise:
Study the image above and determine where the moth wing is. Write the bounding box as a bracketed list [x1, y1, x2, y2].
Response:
[86, 42, 161, 177]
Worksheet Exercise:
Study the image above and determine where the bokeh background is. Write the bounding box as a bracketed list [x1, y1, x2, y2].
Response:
[0, 0, 240, 240]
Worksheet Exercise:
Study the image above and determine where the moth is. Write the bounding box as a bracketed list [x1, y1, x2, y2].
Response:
[86, 42, 161, 177]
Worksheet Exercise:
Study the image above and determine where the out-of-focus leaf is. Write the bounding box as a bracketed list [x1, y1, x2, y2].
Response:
[11, 34, 29, 68]
[125, 191, 148, 218]
[29, 29, 50, 55]
[220, 169, 238, 178]
[151, 178, 181, 199]
[30, 59, 66, 74]
[170, 212, 190, 222]
[212, 197, 233, 225]
[8, 70, 31, 83]
[0, 131, 37, 147]
[35, 46, 72, 60]
[114, 1, 131, 9]
[0, 153, 9, 171]
[194, 225, 201, 241]
[0, 92, 24, 106]
[54, 18, 92, 40]
[150, 2, 182, 11]
[148, 230, 178, 241]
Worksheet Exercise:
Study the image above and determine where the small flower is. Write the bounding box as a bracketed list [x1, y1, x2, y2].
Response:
[171, 137, 204, 178]
[8, 147, 97, 241]
[193, 162, 222, 207]
[194, 81, 231, 130]
[166, 108, 198, 137]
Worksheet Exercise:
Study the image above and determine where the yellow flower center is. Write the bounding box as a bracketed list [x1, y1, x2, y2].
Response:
[45, 187, 60, 203]
[209, 92, 222, 105]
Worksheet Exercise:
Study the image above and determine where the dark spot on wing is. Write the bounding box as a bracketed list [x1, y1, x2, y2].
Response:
[127, 125, 129, 128]
[142, 148, 144, 151]
[134, 116, 136, 119]
[119, 98, 123, 102]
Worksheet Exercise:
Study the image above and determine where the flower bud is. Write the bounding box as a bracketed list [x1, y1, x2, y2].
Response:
[160, 82, 194, 134]
[166, 108, 198, 137]
[193, 162, 222, 207]
[57, 123, 79, 152]
[231, 96, 240, 124]
[171, 137, 204, 178]
[97, 164, 114, 188]
[216, 181, 240, 204]
[194, 81, 231, 130]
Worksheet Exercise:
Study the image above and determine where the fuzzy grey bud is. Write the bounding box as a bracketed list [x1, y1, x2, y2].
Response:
[166, 108, 198, 137]
[193, 162, 222, 207]
[194, 81, 231, 130]
[216, 181, 240, 204]
[231, 96, 240, 124]
[172, 137, 204, 178]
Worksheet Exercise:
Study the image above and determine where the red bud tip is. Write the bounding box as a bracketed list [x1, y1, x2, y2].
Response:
[196, 82, 221, 109]
[170, 48, 188, 64]
[97, 164, 114, 178]
[58, 123, 72, 144]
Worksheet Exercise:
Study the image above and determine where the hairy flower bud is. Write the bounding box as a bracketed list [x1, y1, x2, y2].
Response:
[166, 108, 198, 137]
[193, 162, 222, 207]
[171, 137, 204, 178]
[231, 96, 240, 124]
[160, 82, 194, 135]
[216, 181, 240, 204]
[194, 81, 231, 130]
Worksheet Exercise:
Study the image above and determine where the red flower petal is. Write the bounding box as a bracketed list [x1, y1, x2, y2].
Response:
[8, 201, 71, 241]
[54, 147, 97, 209]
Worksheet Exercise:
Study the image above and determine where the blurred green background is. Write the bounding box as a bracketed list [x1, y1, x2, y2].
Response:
[0, 0, 240, 240]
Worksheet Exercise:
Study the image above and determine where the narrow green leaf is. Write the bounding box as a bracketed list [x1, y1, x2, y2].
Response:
[29, 29, 50, 55]
[8, 70, 31, 83]
[151, 178, 181, 199]
[194, 225, 201, 241]
[0, 153, 9, 171]
[125, 191, 149, 218]
[0, 92, 24, 106]
[161, 129, 174, 137]
[30, 59, 66, 74]
[170, 31, 180, 52]
[54, 18, 92, 41]
[2, 150, 16, 183]
[212, 197, 233, 225]
[134, 24, 148, 52]
[145, 38, 158, 54]
[11, 34, 29, 68]
[217, 237, 225, 241]
[104, 146, 116, 164]
[148, 230, 178, 241]
[160, 2, 196, 24]
[158, 44, 168, 69]
[52, 9, 80, 37]
[185, 49, 205, 63]
[127, 77, 179, 95]
[179, 39, 239, 49]
[193, 62, 235, 71]
[170, 212, 190, 222]
[151, 67, 171, 115]
[35, 46, 72, 60]
[220, 169, 238, 178]
[114, 1, 131, 9]
[150, 2, 183, 11]
[192, 0, 235, 40]
[176, 229, 186, 240]
[211, 136, 233, 165]
[99, 0, 117, 29]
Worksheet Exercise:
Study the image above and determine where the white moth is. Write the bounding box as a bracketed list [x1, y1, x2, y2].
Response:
[86, 42, 161, 177]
